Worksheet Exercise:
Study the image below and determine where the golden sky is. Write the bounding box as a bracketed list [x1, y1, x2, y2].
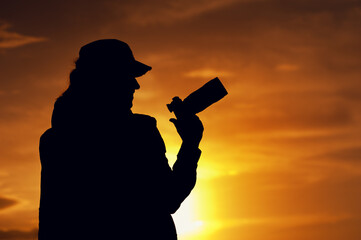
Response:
[1, 0, 361, 239]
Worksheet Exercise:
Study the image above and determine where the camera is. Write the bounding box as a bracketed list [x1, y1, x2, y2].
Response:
[167, 77, 228, 119]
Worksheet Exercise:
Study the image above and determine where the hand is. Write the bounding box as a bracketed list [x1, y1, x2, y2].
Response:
[170, 115, 204, 147]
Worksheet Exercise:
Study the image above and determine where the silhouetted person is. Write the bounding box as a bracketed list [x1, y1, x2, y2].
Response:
[38, 39, 203, 240]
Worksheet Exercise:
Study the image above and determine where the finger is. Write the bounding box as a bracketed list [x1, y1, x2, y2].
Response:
[169, 118, 180, 130]
[169, 118, 178, 126]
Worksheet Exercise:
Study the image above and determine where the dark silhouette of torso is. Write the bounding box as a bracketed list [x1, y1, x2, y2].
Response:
[39, 92, 201, 240]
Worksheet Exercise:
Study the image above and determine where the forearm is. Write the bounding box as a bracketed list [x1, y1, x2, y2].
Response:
[173, 142, 201, 172]
[164, 143, 201, 213]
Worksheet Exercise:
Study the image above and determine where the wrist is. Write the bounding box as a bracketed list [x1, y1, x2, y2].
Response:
[181, 141, 200, 149]
[178, 142, 202, 164]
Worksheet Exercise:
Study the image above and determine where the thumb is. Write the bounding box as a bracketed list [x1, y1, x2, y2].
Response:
[169, 118, 178, 127]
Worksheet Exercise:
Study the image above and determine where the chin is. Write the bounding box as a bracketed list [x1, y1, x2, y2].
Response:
[126, 100, 133, 110]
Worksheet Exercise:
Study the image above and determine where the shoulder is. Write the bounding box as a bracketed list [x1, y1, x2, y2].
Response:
[39, 128, 64, 155]
[132, 113, 157, 126]
[39, 128, 57, 164]
[40, 128, 55, 146]
[132, 114, 166, 152]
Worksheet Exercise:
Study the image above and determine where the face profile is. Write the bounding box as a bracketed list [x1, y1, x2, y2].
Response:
[97, 75, 140, 109]
[69, 39, 150, 111]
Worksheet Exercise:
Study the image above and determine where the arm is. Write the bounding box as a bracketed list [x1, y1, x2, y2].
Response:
[167, 143, 201, 213]
[155, 115, 203, 213]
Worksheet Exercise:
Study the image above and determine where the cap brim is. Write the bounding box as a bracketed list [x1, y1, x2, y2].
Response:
[132, 61, 152, 77]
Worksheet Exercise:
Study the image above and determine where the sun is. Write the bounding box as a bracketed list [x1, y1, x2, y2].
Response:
[172, 194, 205, 238]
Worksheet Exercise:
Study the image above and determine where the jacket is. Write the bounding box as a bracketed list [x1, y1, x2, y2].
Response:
[38, 96, 201, 240]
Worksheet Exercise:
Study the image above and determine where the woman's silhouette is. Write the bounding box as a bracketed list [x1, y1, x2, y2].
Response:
[38, 39, 203, 240]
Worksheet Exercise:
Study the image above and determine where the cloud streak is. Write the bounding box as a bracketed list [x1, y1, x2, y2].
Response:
[0, 24, 47, 49]
[0, 196, 17, 211]
[308, 146, 361, 163]
[116, 0, 243, 26]
[185, 68, 233, 78]
[0, 229, 37, 240]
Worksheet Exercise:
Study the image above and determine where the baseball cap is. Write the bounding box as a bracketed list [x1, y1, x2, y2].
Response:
[77, 39, 152, 77]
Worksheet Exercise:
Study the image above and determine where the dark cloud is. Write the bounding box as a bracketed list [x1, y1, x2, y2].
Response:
[336, 88, 361, 102]
[0, 196, 17, 210]
[0, 229, 37, 240]
[112, 0, 242, 26]
[308, 146, 361, 162]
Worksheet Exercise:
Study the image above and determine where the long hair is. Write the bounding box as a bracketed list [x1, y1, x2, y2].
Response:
[52, 58, 98, 128]
[57, 58, 100, 101]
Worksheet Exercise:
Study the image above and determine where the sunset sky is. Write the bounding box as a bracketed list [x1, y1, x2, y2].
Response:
[1, 0, 361, 239]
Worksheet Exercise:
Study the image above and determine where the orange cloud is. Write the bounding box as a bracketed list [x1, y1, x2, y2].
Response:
[185, 69, 233, 78]
[275, 64, 300, 72]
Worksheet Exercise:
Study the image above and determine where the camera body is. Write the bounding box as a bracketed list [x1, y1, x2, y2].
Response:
[167, 77, 228, 119]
